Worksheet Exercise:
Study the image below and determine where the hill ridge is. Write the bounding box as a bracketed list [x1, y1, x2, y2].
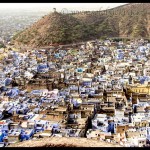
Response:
[12, 3, 150, 47]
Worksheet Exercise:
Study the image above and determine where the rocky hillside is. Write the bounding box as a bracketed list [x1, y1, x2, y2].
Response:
[9, 137, 122, 147]
[12, 11, 116, 47]
[112, 3, 150, 37]
[12, 3, 150, 47]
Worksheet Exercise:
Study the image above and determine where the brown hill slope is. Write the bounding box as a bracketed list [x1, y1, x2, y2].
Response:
[13, 12, 82, 47]
[9, 137, 122, 147]
[12, 3, 150, 47]
[113, 3, 150, 37]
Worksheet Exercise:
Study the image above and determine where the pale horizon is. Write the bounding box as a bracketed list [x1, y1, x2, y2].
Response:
[0, 3, 128, 11]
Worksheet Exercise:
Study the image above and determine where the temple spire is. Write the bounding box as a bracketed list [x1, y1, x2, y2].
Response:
[53, 8, 56, 12]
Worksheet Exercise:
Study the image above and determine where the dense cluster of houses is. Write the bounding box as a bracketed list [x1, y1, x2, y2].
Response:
[0, 39, 150, 147]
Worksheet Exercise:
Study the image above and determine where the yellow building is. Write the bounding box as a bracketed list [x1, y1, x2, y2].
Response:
[126, 84, 150, 95]
[125, 84, 150, 104]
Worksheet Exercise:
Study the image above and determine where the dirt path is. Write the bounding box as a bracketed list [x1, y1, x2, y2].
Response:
[10, 137, 122, 147]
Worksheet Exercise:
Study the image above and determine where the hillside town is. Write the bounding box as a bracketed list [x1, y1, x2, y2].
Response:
[0, 38, 150, 147]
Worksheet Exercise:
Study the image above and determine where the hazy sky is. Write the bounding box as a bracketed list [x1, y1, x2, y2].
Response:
[0, 3, 127, 11]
